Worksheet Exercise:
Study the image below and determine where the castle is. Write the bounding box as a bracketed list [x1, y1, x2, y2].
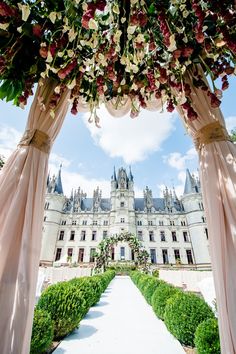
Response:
[41, 167, 211, 268]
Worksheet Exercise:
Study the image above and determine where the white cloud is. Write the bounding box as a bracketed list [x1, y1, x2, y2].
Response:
[225, 116, 236, 132]
[0, 124, 22, 158]
[163, 147, 197, 170]
[83, 106, 176, 164]
[48, 163, 111, 197]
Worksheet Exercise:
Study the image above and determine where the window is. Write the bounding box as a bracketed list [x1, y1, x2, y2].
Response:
[74, 207, 78, 212]
[120, 218, 125, 223]
[67, 248, 73, 257]
[174, 249, 180, 262]
[148, 220, 153, 226]
[78, 248, 84, 262]
[92, 231, 97, 241]
[159, 220, 164, 226]
[93, 220, 98, 226]
[183, 231, 189, 242]
[162, 249, 169, 264]
[205, 228, 208, 240]
[172, 231, 177, 242]
[90, 248, 96, 262]
[149, 231, 154, 242]
[72, 220, 76, 225]
[160, 231, 166, 242]
[138, 230, 143, 241]
[44, 216, 47, 222]
[70, 231, 75, 241]
[103, 230, 108, 239]
[81, 230, 86, 241]
[181, 221, 186, 226]
[82, 220, 87, 225]
[120, 202, 125, 207]
[150, 249, 157, 264]
[111, 247, 115, 260]
[55, 248, 62, 261]
[186, 249, 194, 264]
[120, 246, 125, 260]
[131, 250, 135, 261]
[61, 220, 66, 225]
[170, 220, 175, 226]
[137, 220, 142, 226]
[202, 216, 206, 223]
[120, 192, 124, 197]
[103, 220, 108, 226]
[45, 202, 49, 209]
[199, 202, 204, 210]
[59, 230, 64, 241]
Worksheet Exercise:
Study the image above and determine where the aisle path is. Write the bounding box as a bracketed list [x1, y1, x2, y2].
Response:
[54, 276, 185, 354]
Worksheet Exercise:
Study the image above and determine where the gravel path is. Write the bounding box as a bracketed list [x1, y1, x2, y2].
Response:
[54, 276, 185, 354]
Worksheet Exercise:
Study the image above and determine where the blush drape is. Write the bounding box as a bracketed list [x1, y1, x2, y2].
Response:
[178, 67, 236, 354]
[0, 79, 70, 354]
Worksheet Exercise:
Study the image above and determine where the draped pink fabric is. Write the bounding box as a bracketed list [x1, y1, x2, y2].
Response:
[0, 79, 70, 354]
[178, 68, 236, 354]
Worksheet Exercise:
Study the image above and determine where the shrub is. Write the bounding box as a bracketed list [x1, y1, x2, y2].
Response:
[194, 318, 220, 354]
[152, 269, 159, 278]
[138, 274, 153, 294]
[37, 282, 86, 339]
[143, 277, 165, 305]
[30, 309, 54, 354]
[164, 292, 214, 347]
[152, 283, 182, 320]
[69, 277, 98, 315]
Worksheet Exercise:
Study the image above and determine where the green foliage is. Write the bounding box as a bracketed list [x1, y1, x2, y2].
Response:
[194, 318, 221, 354]
[230, 129, 236, 143]
[164, 292, 215, 347]
[107, 262, 137, 275]
[152, 269, 159, 278]
[142, 277, 165, 304]
[0, 155, 4, 169]
[95, 232, 149, 273]
[37, 281, 86, 339]
[30, 309, 54, 354]
[152, 283, 182, 320]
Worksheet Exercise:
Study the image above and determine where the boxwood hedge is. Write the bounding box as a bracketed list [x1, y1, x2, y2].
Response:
[164, 292, 214, 347]
[30, 309, 54, 354]
[194, 318, 221, 354]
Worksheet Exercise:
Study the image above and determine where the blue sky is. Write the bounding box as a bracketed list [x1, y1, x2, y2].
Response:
[0, 77, 235, 198]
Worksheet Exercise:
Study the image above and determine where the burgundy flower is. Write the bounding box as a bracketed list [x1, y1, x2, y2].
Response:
[182, 47, 194, 58]
[32, 24, 42, 38]
[209, 93, 221, 108]
[222, 80, 229, 91]
[0, 2, 16, 17]
[167, 100, 175, 112]
[96, 0, 106, 12]
[39, 46, 48, 59]
[195, 32, 205, 43]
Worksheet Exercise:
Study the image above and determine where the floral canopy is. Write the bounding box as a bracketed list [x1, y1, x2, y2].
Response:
[0, 0, 235, 125]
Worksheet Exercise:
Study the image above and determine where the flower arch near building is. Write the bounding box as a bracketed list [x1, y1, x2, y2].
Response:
[94, 232, 149, 273]
[0, 1, 235, 353]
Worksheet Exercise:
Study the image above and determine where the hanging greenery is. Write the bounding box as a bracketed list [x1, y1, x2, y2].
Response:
[94, 232, 149, 273]
[0, 0, 235, 122]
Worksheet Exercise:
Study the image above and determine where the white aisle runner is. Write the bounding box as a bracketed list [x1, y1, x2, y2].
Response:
[54, 276, 185, 354]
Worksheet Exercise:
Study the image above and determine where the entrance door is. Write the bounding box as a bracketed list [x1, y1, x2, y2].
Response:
[111, 247, 115, 260]
[150, 249, 157, 264]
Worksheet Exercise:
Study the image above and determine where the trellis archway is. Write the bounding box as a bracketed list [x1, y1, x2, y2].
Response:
[94, 232, 149, 273]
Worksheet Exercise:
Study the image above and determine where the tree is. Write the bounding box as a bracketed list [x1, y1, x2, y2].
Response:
[0, 155, 4, 170]
[231, 129, 236, 143]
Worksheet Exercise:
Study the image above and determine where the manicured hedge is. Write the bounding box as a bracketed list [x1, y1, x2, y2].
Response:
[37, 281, 86, 339]
[36, 270, 115, 341]
[30, 309, 54, 354]
[194, 318, 221, 354]
[164, 292, 215, 347]
[130, 271, 218, 352]
[152, 282, 181, 320]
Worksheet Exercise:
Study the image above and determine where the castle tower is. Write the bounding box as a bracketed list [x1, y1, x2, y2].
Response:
[181, 169, 210, 264]
[110, 167, 135, 244]
[40, 166, 66, 264]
